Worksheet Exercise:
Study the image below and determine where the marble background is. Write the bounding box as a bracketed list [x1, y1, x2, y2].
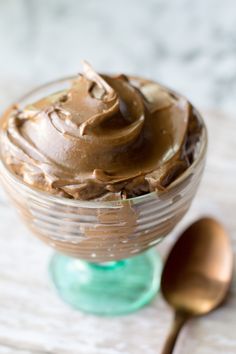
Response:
[1, 0, 236, 115]
[0, 2, 236, 353]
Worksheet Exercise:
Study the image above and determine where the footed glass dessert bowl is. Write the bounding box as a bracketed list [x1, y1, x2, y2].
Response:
[0, 74, 207, 316]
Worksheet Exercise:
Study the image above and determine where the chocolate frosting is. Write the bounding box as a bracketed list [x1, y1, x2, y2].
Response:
[0, 62, 201, 200]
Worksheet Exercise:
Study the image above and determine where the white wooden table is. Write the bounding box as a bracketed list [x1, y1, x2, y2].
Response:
[0, 111, 235, 354]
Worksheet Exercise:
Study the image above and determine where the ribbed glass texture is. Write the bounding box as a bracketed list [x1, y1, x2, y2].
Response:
[0, 78, 207, 263]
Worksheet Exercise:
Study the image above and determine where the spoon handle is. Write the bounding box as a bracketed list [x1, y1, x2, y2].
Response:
[161, 311, 189, 354]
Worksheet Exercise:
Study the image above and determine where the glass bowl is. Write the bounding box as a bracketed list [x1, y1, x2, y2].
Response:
[0, 78, 207, 315]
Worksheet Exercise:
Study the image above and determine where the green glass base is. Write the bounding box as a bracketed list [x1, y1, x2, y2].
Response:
[49, 250, 162, 316]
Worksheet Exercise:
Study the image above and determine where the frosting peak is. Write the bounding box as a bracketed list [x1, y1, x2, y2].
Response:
[0, 63, 202, 200]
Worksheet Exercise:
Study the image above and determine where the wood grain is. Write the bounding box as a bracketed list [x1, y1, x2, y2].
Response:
[0, 111, 235, 354]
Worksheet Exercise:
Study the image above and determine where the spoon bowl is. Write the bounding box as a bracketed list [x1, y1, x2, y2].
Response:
[161, 217, 233, 354]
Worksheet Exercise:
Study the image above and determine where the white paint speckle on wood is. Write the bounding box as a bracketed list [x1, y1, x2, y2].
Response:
[0, 111, 236, 354]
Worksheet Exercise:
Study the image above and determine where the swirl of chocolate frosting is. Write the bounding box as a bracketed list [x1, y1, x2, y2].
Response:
[0, 62, 201, 200]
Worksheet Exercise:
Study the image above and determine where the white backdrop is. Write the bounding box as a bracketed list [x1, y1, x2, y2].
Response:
[1, 0, 236, 114]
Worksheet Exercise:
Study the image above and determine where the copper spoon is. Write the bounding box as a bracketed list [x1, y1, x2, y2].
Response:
[161, 217, 233, 354]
